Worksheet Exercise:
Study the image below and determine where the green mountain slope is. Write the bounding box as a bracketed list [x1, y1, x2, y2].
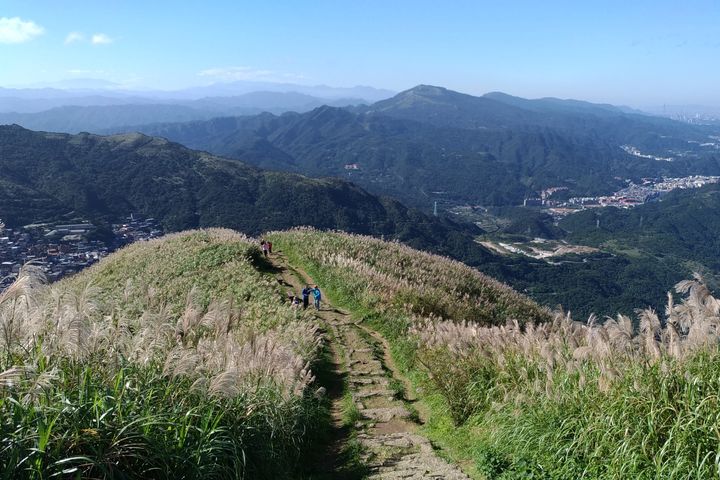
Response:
[0, 125, 486, 256]
[271, 229, 550, 325]
[0, 227, 555, 478]
[0, 229, 326, 478]
[560, 183, 720, 272]
[119, 86, 720, 207]
[0, 124, 705, 318]
[271, 229, 720, 479]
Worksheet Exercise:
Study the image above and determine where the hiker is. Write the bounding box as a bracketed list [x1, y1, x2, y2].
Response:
[313, 285, 322, 310]
[301, 285, 312, 310]
[288, 291, 301, 309]
[292, 296, 301, 308]
[267, 241, 273, 254]
[260, 240, 269, 257]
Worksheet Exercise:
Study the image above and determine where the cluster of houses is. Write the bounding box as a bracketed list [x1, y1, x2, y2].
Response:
[0, 215, 163, 291]
[522, 175, 720, 219]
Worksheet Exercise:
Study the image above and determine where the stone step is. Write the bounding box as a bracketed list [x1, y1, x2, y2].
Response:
[347, 347, 373, 354]
[349, 358, 383, 368]
[353, 389, 396, 399]
[349, 376, 390, 386]
[360, 406, 412, 422]
[353, 369, 386, 376]
[373, 453, 471, 479]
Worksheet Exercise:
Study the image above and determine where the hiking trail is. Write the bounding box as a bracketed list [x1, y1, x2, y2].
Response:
[270, 251, 470, 479]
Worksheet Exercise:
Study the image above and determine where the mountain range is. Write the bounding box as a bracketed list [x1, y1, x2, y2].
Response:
[0, 123, 694, 318]
[2, 85, 720, 317]
[0, 80, 396, 131]
[0, 80, 394, 112]
[113, 85, 720, 207]
[0, 124, 492, 264]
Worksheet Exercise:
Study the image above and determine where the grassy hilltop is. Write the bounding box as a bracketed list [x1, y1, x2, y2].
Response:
[3, 228, 720, 478]
[271, 229, 720, 479]
[0, 229, 325, 479]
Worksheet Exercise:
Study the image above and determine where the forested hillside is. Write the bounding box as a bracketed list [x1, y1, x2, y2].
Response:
[0, 124, 484, 255]
[561, 183, 720, 272]
[1, 123, 713, 317]
[117, 86, 720, 207]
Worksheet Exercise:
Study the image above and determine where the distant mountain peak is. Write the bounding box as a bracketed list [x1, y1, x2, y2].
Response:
[370, 85, 469, 113]
[402, 85, 452, 97]
[483, 91, 518, 100]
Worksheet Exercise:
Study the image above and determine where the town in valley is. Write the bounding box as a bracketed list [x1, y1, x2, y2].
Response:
[0, 215, 163, 291]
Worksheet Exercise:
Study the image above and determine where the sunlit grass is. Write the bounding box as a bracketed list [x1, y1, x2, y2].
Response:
[271, 228, 720, 479]
[0, 229, 325, 479]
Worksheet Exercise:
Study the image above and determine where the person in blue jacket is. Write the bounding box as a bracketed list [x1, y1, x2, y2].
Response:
[313, 285, 322, 311]
[301, 285, 312, 310]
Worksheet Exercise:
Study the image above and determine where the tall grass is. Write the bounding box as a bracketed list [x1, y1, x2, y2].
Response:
[410, 277, 720, 478]
[0, 229, 325, 479]
[269, 228, 550, 325]
[271, 229, 720, 479]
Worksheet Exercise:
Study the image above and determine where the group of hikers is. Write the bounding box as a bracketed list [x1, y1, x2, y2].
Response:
[288, 285, 322, 311]
[259, 239, 322, 311]
[260, 239, 273, 256]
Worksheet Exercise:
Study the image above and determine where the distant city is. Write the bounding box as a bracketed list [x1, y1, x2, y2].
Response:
[0, 215, 163, 291]
[527, 175, 720, 219]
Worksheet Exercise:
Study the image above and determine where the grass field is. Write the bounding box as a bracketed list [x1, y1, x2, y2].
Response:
[272, 228, 720, 479]
[0, 229, 326, 479]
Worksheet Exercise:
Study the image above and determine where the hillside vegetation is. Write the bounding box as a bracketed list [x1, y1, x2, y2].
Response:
[0, 124, 485, 252]
[271, 229, 720, 479]
[0, 229, 325, 479]
[126, 85, 720, 207]
[561, 183, 720, 272]
[269, 229, 550, 327]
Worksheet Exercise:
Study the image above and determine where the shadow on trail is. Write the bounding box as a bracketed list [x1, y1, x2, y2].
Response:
[250, 249, 284, 275]
[268, 251, 367, 479]
[301, 338, 366, 480]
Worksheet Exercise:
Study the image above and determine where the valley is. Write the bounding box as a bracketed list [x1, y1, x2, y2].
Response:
[3, 112, 718, 318]
[4, 2, 720, 478]
[478, 237, 600, 259]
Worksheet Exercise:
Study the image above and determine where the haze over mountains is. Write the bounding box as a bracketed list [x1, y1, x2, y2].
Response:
[0, 80, 393, 110]
[0, 80, 395, 131]
[2, 83, 720, 317]
[107, 85, 720, 207]
[0, 123, 491, 262]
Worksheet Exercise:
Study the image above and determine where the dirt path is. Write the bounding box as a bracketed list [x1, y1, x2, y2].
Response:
[270, 251, 470, 479]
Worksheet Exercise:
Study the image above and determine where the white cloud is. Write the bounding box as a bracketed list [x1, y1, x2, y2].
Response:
[64, 31, 84, 44]
[91, 33, 113, 45]
[67, 68, 107, 76]
[198, 66, 274, 81]
[198, 66, 306, 82]
[0, 17, 44, 44]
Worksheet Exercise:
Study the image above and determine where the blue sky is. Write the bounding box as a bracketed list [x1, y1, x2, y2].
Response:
[1, 0, 718, 106]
